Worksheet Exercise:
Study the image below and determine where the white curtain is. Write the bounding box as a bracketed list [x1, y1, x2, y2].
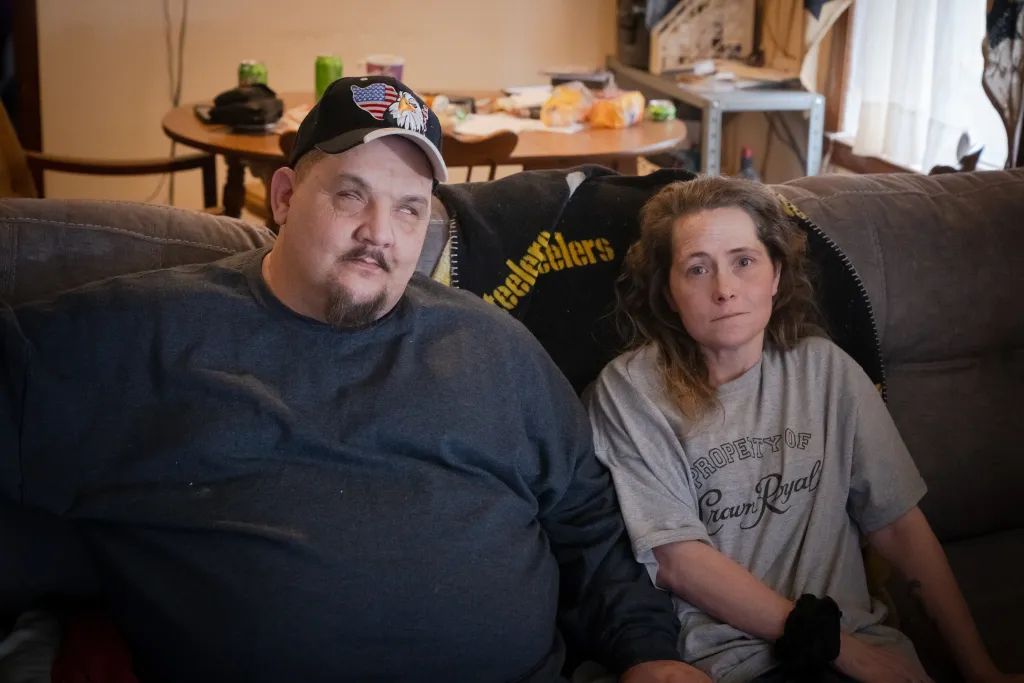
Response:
[844, 0, 1003, 170]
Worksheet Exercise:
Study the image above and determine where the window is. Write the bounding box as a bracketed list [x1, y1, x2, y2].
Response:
[840, 0, 1007, 171]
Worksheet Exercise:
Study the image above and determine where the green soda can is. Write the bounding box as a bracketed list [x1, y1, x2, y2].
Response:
[238, 60, 268, 87]
[315, 56, 345, 101]
[647, 99, 677, 122]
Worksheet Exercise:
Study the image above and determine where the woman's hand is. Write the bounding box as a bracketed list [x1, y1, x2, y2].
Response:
[833, 632, 934, 683]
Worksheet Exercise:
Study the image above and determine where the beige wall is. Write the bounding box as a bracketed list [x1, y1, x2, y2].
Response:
[38, 0, 616, 209]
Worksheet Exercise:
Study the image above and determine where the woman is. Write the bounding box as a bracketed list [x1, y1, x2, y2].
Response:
[585, 177, 1020, 683]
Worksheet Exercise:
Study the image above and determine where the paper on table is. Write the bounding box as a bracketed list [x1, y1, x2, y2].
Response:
[498, 85, 553, 109]
[453, 113, 582, 136]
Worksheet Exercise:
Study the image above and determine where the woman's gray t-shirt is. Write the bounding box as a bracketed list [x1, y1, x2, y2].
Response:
[586, 337, 927, 682]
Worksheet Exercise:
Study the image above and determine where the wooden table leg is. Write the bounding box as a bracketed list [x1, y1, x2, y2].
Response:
[223, 156, 245, 218]
[614, 156, 640, 175]
[248, 161, 279, 233]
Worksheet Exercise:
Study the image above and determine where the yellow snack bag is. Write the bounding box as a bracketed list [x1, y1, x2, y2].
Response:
[540, 82, 593, 128]
[590, 91, 646, 129]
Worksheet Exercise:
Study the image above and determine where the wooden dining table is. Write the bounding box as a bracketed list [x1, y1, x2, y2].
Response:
[162, 91, 688, 219]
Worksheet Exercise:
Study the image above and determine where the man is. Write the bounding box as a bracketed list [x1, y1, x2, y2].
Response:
[0, 76, 707, 682]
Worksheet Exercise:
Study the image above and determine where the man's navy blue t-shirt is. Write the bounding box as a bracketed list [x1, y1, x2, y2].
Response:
[0, 249, 679, 682]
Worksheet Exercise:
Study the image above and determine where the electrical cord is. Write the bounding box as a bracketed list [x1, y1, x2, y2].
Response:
[145, 0, 189, 204]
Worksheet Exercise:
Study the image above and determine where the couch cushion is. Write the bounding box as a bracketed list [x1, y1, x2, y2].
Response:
[0, 199, 274, 306]
[776, 171, 1024, 542]
[776, 170, 1024, 365]
[886, 350, 1024, 541]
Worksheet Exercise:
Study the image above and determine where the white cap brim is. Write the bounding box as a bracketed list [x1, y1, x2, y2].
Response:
[363, 128, 448, 183]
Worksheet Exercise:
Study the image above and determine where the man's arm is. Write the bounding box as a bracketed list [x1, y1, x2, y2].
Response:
[541, 437, 685, 675]
[1, 301, 27, 503]
[1, 301, 100, 620]
[868, 506, 1021, 683]
[530, 363, 707, 681]
[0, 500, 100, 620]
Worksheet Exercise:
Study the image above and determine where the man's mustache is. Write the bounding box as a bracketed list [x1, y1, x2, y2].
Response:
[342, 247, 391, 273]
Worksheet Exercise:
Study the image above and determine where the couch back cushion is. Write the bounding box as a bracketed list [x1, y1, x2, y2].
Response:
[0, 199, 274, 306]
[776, 170, 1024, 542]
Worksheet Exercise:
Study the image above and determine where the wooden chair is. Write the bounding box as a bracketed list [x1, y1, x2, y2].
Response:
[0, 102, 217, 206]
[441, 131, 519, 181]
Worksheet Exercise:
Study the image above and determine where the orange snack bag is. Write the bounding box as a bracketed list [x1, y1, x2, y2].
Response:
[590, 91, 645, 129]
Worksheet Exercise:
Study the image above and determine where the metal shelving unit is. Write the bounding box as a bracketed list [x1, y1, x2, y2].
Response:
[607, 56, 825, 176]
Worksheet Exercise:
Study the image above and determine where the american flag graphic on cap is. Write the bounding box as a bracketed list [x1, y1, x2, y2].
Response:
[351, 83, 399, 121]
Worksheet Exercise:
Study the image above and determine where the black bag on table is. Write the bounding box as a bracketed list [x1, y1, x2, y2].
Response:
[194, 84, 283, 128]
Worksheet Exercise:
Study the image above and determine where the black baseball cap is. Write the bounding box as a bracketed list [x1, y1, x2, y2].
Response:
[288, 75, 447, 182]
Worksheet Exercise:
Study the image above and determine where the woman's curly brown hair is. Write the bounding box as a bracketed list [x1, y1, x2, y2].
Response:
[618, 176, 824, 421]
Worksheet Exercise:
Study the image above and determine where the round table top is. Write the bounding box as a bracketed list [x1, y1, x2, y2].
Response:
[162, 91, 688, 166]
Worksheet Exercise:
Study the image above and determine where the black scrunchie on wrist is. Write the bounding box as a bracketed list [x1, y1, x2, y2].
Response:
[774, 594, 843, 681]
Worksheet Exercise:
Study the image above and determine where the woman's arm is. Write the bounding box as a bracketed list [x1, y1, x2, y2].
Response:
[653, 540, 793, 641]
[655, 540, 933, 683]
[868, 506, 1017, 683]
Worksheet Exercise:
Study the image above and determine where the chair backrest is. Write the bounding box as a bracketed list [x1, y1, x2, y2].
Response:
[0, 103, 39, 199]
[441, 131, 518, 181]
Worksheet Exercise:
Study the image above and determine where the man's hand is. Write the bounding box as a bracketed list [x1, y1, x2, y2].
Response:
[620, 660, 712, 683]
[834, 632, 934, 683]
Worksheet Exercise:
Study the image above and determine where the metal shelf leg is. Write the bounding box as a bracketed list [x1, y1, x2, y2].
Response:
[702, 101, 723, 176]
[807, 95, 826, 176]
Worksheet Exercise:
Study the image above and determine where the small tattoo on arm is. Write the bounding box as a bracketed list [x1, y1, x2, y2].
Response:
[907, 578, 937, 625]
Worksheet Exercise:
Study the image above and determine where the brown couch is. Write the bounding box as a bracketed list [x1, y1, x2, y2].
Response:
[777, 171, 1024, 678]
[1, 169, 1022, 680]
